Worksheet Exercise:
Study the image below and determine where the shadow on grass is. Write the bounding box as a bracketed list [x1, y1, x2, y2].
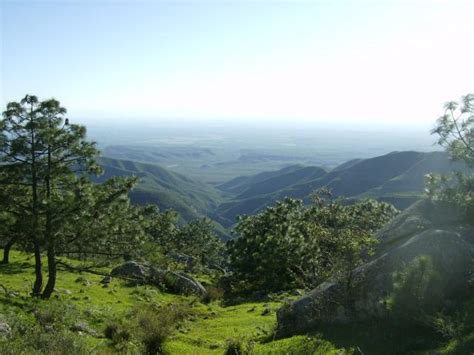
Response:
[307, 322, 444, 355]
[0, 261, 32, 275]
[0, 294, 32, 311]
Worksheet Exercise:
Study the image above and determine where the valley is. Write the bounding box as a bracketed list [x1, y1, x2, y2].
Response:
[97, 149, 466, 233]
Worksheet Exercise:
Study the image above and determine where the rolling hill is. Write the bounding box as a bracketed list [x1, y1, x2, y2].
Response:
[216, 151, 467, 227]
[95, 157, 225, 228]
[96, 151, 467, 233]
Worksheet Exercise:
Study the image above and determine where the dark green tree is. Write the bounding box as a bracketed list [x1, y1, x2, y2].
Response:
[0, 182, 29, 264]
[0, 95, 137, 298]
[174, 218, 224, 267]
[1, 95, 50, 295]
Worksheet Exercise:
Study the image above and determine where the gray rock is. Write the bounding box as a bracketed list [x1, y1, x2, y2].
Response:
[151, 269, 207, 296]
[276, 200, 474, 338]
[110, 261, 206, 296]
[0, 321, 11, 338]
[111, 261, 149, 280]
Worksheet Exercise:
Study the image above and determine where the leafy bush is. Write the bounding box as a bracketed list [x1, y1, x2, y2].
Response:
[387, 255, 445, 322]
[104, 320, 132, 344]
[0, 310, 88, 355]
[428, 312, 467, 340]
[224, 336, 255, 355]
[133, 302, 193, 354]
[227, 195, 397, 293]
[34, 300, 80, 331]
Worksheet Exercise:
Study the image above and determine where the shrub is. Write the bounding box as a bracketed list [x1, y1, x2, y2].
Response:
[34, 300, 80, 331]
[227, 196, 397, 293]
[104, 320, 132, 344]
[387, 255, 445, 322]
[0, 311, 88, 355]
[201, 286, 224, 304]
[428, 312, 466, 340]
[224, 337, 255, 355]
[133, 302, 193, 354]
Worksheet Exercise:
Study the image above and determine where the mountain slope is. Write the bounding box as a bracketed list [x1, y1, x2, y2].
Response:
[96, 157, 224, 224]
[216, 151, 465, 226]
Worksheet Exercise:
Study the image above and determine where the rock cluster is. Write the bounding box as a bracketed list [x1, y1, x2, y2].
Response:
[276, 200, 474, 337]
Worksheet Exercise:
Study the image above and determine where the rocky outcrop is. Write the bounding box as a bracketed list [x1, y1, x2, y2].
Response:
[276, 200, 474, 338]
[110, 261, 206, 296]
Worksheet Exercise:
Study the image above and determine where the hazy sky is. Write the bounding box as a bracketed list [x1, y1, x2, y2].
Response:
[1, 0, 473, 126]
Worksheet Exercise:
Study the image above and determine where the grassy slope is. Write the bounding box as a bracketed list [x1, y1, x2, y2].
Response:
[0, 251, 343, 354]
[2, 251, 473, 354]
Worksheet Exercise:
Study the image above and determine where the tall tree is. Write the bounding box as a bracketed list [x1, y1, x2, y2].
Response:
[432, 93, 474, 167]
[0, 181, 29, 264]
[1, 95, 46, 295]
[429, 93, 474, 220]
[0, 95, 106, 297]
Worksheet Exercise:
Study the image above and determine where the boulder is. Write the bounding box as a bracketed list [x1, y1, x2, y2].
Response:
[111, 261, 149, 280]
[276, 200, 474, 338]
[110, 261, 206, 296]
[155, 270, 207, 296]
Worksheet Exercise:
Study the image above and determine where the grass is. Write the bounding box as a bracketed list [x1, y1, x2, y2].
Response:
[1, 250, 345, 354]
[3, 250, 470, 354]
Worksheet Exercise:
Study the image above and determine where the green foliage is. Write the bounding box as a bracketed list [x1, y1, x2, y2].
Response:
[0, 301, 88, 355]
[428, 311, 467, 340]
[224, 336, 255, 355]
[433, 94, 474, 167]
[386, 255, 444, 322]
[228, 194, 397, 293]
[253, 335, 351, 354]
[0, 329, 89, 355]
[173, 218, 225, 267]
[0, 95, 141, 298]
[98, 156, 225, 227]
[143, 207, 225, 271]
[133, 303, 192, 354]
[34, 300, 80, 331]
[429, 93, 474, 221]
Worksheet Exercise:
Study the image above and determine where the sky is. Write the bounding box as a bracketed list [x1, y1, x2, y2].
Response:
[1, 0, 473, 127]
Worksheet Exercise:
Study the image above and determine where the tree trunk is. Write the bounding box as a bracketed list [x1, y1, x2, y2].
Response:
[1, 237, 16, 264]
[41, 245, 56, 299]
[30, 102, 43, 297]
[32, 240, 43, 296]
[41, 123, 56, 300]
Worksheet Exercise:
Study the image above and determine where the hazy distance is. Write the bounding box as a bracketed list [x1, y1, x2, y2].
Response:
[2, 0, 473, 127]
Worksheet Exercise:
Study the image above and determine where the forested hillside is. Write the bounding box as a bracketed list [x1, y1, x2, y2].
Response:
[96, 157, 225, 225]
[96, 151, 464, 231]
